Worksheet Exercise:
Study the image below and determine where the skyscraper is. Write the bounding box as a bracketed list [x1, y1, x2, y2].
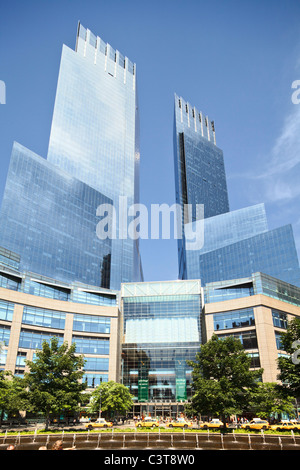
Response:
[173, 94, 230, 279]
[0, 24, 143, 290]
[173, 95, 300, 287]
[47, 23, 142, 289]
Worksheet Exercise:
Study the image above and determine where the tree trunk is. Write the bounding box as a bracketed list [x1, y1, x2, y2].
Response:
[45, 410, 50, 431]
[221, 414, 227, 433]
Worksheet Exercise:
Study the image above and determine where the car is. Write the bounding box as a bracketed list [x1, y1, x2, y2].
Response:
[85, 418, 113, 429]
[165, 418, 193, 429]
[269, 421, 300, 431]
[136, 417, 160, 428]
[200, 419, 224, 429]
[241, 419, 269, 430]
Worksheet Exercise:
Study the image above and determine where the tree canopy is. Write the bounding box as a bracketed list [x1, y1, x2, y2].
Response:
[25, 337, 86, 429]
[188, 334, 263, 425]
[89, 381, 134, 417]
[277, 317, 300, 398]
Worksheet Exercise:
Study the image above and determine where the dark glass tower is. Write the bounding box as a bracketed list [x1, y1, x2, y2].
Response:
[173, 94, 230, 279]
[173, 94, 300, 287]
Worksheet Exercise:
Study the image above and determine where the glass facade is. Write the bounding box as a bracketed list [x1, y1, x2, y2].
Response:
[18, 330, 64, 350]
[198, 225, 300, 287]
[22, 306, 66, 330]
[121, 280, 201, 403]
[0, 142, 112, 288]
[213, 307, 255, 331]
[173, 94, 230, 279]
[174, 97, 300, 289]
[47, 23, 142, 289]
[0, 23, 142, 291]
[204, 272, 300, 307]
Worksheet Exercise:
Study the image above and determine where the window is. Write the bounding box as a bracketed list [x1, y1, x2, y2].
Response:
[0, 301, 14, 322]
[82, 373, 108, 388]
[22, 306, 66, 330]
[272, 309, 288, 329]
[275, 331, 284, 350]
[73, 314, 110, 334]
[72, 336, 110, 355]
[217, 330, 258, 349]
[214, 308, 255, 331]
[84, 357, 109, 371]
[19, 330, 63, 350]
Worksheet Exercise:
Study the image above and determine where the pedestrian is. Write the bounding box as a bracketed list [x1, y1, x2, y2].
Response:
[51, 439, 76, 450]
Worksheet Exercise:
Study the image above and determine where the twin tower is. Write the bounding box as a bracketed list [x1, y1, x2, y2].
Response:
[0, 23, 299, 290]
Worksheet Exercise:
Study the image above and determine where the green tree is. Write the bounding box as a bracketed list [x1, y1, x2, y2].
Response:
[248, 382, 295, 420]
[89, 381, 134, 418]
[277, 317, 300, 398]
[188, 335, 263, 429]
[25, 337, 86, 430]
[0, 372, 29, 424]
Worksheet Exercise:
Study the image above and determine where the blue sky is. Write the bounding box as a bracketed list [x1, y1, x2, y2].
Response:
[1, 0, 300, 282]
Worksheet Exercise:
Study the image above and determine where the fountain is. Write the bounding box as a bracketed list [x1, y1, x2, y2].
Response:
[32, 428, 37, 443]
[2, 427, 300, 450]
[14, 432, 21, 447]
[96, 433, 101, 449]
[220, 433, 224, 450]
[248, 433, 252, 450]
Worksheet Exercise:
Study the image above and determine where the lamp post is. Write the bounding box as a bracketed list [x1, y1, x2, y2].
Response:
[98, 378, 102, 419]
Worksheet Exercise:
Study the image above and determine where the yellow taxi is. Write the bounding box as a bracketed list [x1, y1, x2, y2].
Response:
[269, 421, 300, 432]
[166, 418, 193, 429]
[85, 417, 113, 429]
[136, 417, 160, 428]
[199, 419, 224, 430]
[241, 418, 269, 430]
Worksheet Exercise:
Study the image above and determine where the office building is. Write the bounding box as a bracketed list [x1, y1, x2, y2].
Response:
[121, 280, 202, 418]
[0, 246, 120, 388]
[203, 272, 300, 384]
[173, 95, 300, 287]
[47, 23, 142, 289]
[0, 24, 142, 290]
[173, 94, 230, 280]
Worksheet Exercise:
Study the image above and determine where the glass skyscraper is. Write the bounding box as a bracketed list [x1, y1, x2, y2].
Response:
[173, 95, 300, 287]
[173, 94, 230, 279]
[0, 24, 142, 290]
[47, 23, 142, 289]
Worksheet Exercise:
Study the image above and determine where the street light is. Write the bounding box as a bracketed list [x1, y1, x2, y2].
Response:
[98, 377, 102, 419]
